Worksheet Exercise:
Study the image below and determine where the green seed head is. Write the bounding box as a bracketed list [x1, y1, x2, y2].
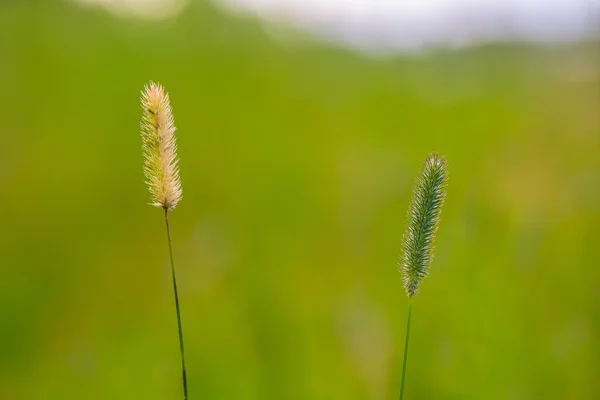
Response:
[400, 153, 448, 298]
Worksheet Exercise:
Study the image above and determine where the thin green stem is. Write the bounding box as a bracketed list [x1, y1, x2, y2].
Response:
[164, 208, 188, 400]
[399, 299, 412, 400]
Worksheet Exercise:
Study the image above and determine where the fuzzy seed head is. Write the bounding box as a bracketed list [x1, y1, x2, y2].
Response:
[400, 153, 448, 297]
[140, 82, 182, 209]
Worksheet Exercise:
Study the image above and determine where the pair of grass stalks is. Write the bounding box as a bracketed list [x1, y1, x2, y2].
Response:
[138, 82, 448, 400]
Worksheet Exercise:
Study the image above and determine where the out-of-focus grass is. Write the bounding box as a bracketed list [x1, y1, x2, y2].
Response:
[0, 1, 599, 399]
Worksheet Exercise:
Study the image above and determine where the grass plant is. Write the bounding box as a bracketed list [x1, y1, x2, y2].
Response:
[140, 82, 188, 399]
[399, 153, 448, 399]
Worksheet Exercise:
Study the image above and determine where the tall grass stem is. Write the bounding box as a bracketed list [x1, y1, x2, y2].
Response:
[399, 299, 412, 400]
[164, 208, 188, 400]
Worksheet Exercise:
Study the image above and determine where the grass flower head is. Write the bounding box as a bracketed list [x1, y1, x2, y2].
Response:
[400, 153, 448, 298]
[141, 81, 182, 209]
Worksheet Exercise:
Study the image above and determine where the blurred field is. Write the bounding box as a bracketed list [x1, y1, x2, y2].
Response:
[1, 1, 599, 399]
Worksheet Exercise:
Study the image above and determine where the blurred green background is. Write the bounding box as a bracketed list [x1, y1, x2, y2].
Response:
[1, 0, 599, 399]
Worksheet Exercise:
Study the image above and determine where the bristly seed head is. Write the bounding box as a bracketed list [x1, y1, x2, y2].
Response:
[140, 81, 182, 210]
[400, 153, 448, 298]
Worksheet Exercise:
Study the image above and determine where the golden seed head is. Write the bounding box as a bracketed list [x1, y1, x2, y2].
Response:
[140, 82, 182, 209]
